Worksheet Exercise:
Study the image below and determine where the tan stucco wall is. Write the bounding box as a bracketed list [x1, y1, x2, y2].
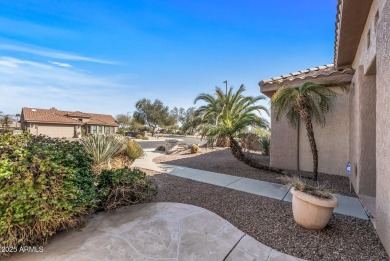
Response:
[348, 66, 377, 196]
[298, 89, 349, 176]
[352, 0, 386, 71]
[376, 0, 390, 253]
[31, 124, 76, 138]
[348, 73, 359, 188]
[270, 108, 298, 170]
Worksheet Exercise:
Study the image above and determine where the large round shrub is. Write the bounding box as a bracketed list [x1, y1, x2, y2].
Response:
[0, 133, 97, 248]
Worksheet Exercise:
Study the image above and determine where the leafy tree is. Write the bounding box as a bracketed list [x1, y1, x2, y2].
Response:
[116, 113, 132, 128]
[271, 82, 347, 180]
[194, 85, 284, 173]
[133, 99, 175, 136]
[171, 107, 201, 135]
[0, 114, 13, 129]
[116, 113, 144, 134]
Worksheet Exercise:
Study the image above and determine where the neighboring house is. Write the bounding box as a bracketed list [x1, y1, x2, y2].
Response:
[259, 0, 390, 254]
[21, 107, 119, 138]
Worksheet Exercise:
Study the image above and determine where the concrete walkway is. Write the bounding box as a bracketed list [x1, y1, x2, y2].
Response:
[8, 203, 304, 261]
[133, 149, 369, 221]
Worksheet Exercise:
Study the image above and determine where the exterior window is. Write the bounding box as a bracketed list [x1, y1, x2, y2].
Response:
[111, 127, 115, 133]
[98, 126, 102, 134]
[92, 126, 97, 134]
[105, 126, 110, 134]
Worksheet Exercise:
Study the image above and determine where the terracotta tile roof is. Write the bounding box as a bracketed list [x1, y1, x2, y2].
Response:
[260, 64, 354, 86]
[22, 107, 118, 126]
[85, 113, 118, 126]
[65, 111, 91, 118]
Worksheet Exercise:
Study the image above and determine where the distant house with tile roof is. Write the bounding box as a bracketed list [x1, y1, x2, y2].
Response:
[21, 107, 119, 138]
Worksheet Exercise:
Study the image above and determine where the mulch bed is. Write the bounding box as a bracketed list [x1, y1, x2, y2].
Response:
[153, 148, 357, 197]
[143, 169, 388, 261]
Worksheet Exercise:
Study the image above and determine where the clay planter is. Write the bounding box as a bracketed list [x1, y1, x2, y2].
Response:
[291, 188, 339, 230]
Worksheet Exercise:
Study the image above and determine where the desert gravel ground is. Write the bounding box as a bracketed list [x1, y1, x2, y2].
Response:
[153, 148, 357, 197]
[142, 169, 389, 261]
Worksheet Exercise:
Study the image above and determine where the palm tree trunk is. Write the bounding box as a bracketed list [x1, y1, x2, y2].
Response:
[229, 136, 288, 175]
[300, 110, 319, 181]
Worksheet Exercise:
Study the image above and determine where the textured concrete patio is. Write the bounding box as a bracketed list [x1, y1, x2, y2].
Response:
[8, 203, 304, 261]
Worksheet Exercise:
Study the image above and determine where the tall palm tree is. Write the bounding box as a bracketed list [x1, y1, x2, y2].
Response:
[194, 84, 286, 174]
[271, 82, 347, 181]
[15, 113, 21, 129]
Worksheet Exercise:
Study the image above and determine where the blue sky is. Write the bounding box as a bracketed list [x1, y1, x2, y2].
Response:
[0, 0, 337, 117]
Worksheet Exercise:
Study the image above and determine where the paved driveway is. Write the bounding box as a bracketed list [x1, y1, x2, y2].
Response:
[137, 135, 203, 149]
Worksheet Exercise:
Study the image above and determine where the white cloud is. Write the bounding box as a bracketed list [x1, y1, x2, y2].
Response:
[0, 44, 115, 64]
[50, 61, 73, 68]
[0, 56, 133, 115]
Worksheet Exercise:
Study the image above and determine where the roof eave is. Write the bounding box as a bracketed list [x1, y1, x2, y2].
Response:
[23, 120, 82, 125]
[259, 70, 354, 98]
[334, 0, 373, 67]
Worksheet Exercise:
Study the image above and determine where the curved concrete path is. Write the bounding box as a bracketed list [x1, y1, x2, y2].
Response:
[8, 203, 304, 261]
[133, 149, 369, 220]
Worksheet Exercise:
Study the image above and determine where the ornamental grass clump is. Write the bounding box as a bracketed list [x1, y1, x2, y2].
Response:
[0, 133, 97, 251]
[283, 177, 333, 199]
[125, 139, 144, 160]
[80, 134, 127, 171]
[97, 168, 156, 210]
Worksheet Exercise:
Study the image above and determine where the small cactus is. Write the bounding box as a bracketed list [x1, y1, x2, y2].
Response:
[191, 144, 199, 154]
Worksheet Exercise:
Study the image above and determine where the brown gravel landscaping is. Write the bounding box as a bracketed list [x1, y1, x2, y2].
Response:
[153, 148, 357, 197]
[142, 169, 389, 261]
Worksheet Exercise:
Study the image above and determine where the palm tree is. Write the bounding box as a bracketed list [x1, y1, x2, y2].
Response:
[194, 84, 286, 174]
[1, 114, 13, 129]
[15, 113, 21, 129]
[271, 82, 347, 181]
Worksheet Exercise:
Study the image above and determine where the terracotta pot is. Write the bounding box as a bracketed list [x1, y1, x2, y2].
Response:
[291, 188, 338, 230]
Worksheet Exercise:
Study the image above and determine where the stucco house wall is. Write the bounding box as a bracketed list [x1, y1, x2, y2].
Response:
[261, 72, 353, 176]
[31, 124, 77, 138]
[376, 0, 390, 253]
[298, 89, 349, 175]
[270, 110, 298, 170]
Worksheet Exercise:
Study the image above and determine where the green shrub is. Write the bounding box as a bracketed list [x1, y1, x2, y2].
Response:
[259, 136, 270, 156]
[97, 168, 155, 210]
[141, 136, 149, 140]
[80, 134, 127, 165]
[135, 134, 143, 139]
[125, 139, 144, 160]
[0, 133, 97, 249]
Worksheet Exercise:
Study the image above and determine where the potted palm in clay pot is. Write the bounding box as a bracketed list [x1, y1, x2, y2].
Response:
[286, 177, 338, 230]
